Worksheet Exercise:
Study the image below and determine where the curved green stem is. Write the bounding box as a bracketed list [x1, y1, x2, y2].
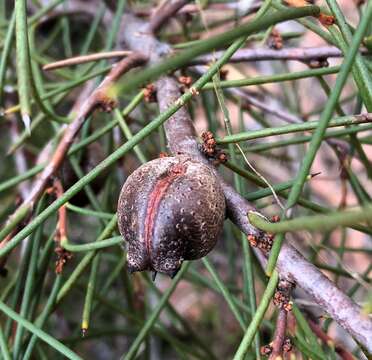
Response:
[60, 236, 122, 252]
[66, 203, 114, 220]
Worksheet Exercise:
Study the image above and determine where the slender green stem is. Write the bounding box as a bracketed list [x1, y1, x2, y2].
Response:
[240, 124, 372, 153]
[292, 336, 324, 360]
[233, 271, 279, 360]
[0, 164, 44, 193]
[61, 8, 72, 58]
[114, 108, 147, 164]
[203, 66, 340, 90]
[13, 199, 45, 359]
[69, 91, 144, 155]
[15, 0, 32, 133]
[0, 11, 15, 104]
[313, 263, 370, 281]
[0, 300, 82, 360]
[202, 258, 246, 330]
[80, 3, 105, 55]
[4, 65, 111, 117]
[3, 230, 35, 339]
[8, 93, 67, 154]
[66, 203, 114, 219]
[69, 157, 104, 214]
[29, 25, 71, 123]
[255, 0, 273, 19]
[0, 325, 11, 360]
[248, 204, 372, 234]
[326, 0, 372, 111]
[144, 276, 217, 360]
[122, 263, 190, 360]
[29, 0, 66, 26]
[246, 177, 311, 201]
[22, 276, 62, 360]
[105, 0, 126, 51]
[316, 245, 372, 254]
[56, 216, 118, 303]
[61, 236, 122, 252]
[292, 305, 327, 358]
[216, 114, 372, 144]
[81, 253, 101, 333]
[224, 161, 372, 235]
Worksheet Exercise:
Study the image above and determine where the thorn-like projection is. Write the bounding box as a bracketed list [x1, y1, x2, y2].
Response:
[169, 268, 179, 279]
[22, 113, 31, 136]
[152, 271, 157, 281]
[127, 264, 136, 274]
[310, 171, 322, 178]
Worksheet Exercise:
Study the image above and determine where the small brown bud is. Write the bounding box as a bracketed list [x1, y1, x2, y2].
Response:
[247, 234, 258, 247]
[178, 76, 193, 87]
[268, 28, 283, 50]
[143, 84, 156, 102]
[55, 246, 72, 274]
[271, 215, 280, 223]
[260, 344, 273, 356]
[219, 69, 229, 80]
[284, 301, 293, 312]
[318, 13, 335, 26]
[96, 91, 118, 112]
[217, 151, 227, 164]
[283, 338, 292, 353]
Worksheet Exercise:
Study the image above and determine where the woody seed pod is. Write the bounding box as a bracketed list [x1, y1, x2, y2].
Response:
[117, 155, 225, 277]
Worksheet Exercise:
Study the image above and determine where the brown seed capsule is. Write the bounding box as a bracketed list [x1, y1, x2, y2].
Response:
[117, 155, 225, 277]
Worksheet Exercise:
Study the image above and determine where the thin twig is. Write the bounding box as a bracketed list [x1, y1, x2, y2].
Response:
[149, 0, 191, 34]
[192, 46, 370, 65]
[269, 309, 288, 360]
[43, 51, 133, 71]
[52, 179, 67, 246]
